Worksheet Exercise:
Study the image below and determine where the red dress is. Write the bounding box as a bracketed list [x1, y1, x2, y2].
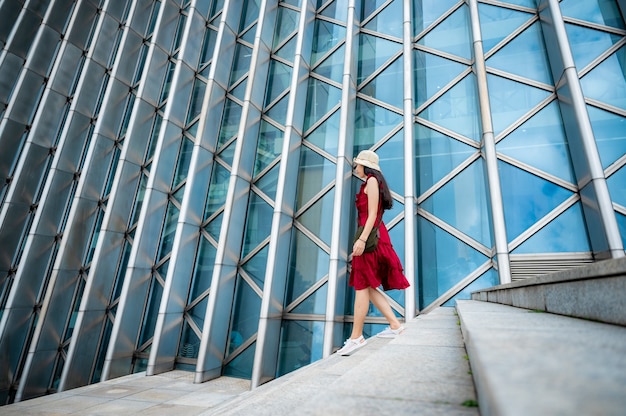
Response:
[349, 176, 410, 291]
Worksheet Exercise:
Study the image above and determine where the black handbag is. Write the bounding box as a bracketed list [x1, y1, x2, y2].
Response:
[353, 225, 380, 253]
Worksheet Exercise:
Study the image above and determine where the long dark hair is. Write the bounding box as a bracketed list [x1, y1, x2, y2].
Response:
[363, 167, 393, 211]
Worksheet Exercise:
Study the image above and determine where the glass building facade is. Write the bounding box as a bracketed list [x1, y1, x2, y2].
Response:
[0, 0, 625, 405]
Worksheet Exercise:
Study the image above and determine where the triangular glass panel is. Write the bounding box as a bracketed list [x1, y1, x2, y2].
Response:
[157, 206, 179, 261]
[302, 78, 342, 132]
[266, 94, 290, 126]
[413, 50, 466, 110]
[217, 99, 242, 148]
[421, 159, 492, 247]
[205, 211, 223, 242]
[138, 279, 163, 345]
[565, 23, 623, 70]
[320, 0, 349, 23]
[255, 162, 280, 201]
[275, 34, 298, 61]
[291, 283, 328, 314]
[295, 147, 336, 210]
[204, 163, 230, 220]
[219, 137, 237, 168]
[313, 44, 345, 84]
[412, 0, 459, 37]
[498, 160, 573, 241]
[230, 44, 252, 86]
[418, 5, 472, 60]
[306, 110, 340, 154]
[255, 121, 283, 176]
[229, 277, 262, 353]
[364, 0, 402, 38]
[229, 78, 247, 102]
[361, 0, 387, 21]
[187, 297, 208, 330]
[242, 244, 269, 289]
[240, 22, 256, 44]
[486, 22, 553, 85]
[360, 57, 403, 109]
[513, 202, 591, 253]
[242, 192, 274, 256]
[285, 229, 330, 305]
[417, 216, 490, 308]
[178, 321, 201, 359]
[298, 188, 335, 246]
[224, 342, 255, 378]
[265, 60, 292, 108]
[273, 7, 299, 50]
[587, 105, 626, 169]
[580, 45, 626, 111]
[418, 73, 480, 141]
[442, 269, 499, 307]
[486, 74, 552, 137]
[616, 212, 626, 248]
[478, 3, 533, 54]
[311, 20, 346, 67]
[354, 99, 403, 149]
[239, 0, 260, 34]
[414, 124, 477, 196]
[172, 137, 194, 189]
[497, 102, 575, 183]
[357, 34, 400, 85]
[190, 237, 217, 299]
[496, 0, 536, 7]
[560, 0, 625, 30]
[375, 129, 405, 196]
[607, 166, 626, 207]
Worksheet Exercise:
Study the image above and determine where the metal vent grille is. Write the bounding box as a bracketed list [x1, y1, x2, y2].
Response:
[509, 253, 595, 281]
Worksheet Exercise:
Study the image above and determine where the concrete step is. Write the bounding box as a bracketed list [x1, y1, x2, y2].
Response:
[456, 299, 626, 416]
[212, 307, 478, 415]
[470, 257, 626, 326]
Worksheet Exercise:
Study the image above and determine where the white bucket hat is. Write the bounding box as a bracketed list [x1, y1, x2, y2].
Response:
[353, 150, 381, 172]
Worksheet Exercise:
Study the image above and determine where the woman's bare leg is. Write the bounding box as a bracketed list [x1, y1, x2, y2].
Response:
[350, 288, 370, 339]
[368, 287, 402, 329]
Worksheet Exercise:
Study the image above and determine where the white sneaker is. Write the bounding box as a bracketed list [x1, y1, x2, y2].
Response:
[376, 325, 405, 338]
[336, 335, 367, 356]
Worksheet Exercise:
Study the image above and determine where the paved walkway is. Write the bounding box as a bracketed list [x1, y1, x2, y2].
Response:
[1, 307, 477, 415]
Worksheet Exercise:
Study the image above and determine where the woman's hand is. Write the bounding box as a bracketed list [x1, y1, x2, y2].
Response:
[352, 238, 365, 257]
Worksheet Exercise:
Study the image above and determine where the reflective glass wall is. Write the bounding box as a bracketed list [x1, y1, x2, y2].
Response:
[0, 0, 624, 405]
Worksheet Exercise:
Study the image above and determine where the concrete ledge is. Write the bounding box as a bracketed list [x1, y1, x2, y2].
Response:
[471, 257, 626, 326]
[456, 299, 626, 416]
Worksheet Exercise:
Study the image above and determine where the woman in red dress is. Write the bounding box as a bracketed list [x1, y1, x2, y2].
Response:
[337, 150, 410, 356]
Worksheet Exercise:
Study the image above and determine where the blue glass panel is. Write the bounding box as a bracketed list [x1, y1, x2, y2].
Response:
[311, 20, 346, 67]
[277, 320, 324, 376]
[239, 0, 260, 33]
[498, 161, 573, 241]
[354, 99, 403, 148]
[224, 343, 255, 378]
[255, 121, 283, 176]
[581, 46, 626, 111]
[442, 269, 499, 306]
[414, 124, 477, 196]
[497, 102, 575, 183]
[358, 34, 401, 85]
[229, 78, 247, 102]
[296, 147, 336, 210]
[564, 23, 622, 71]
[413, 50, 466, 110]
[418, 5, 472, 60]
[306, 109, 340, 154]
[188, 297, 208, 330]
[186, 79, 205, 125]
[291, 282, 328, 314]
[418, 74, 481, 142]
[286, 229, 331, 304]
[320, 0, 348, 22]
[377, 129, 405, 196]
[303, 78, 342, 132]
[157, 203, 179, 261]
[421, 160, 493, 247]
[360, 57, 403, 109]
[205, 212, 223, 241]
[265, 60, 292, 108]
[218, 99, 242, 148]
[486, 74, 551, 137]
[417, 217, 490, 309]
[486, 23, 553, 85]
[229, 278, 261, 354]
[364, 0, 402, 39]
[230, 44, 252, 85]
[205, 163, 230, 219]
[219, 137, 237, 167]
[266, 94, 290, 126]
[255, 162, 280, 201]
[190, 237, 217, 299]
[242, 244, 268, 289]
[240, 22, 256, 44]
[276, 34, 298, 60]
[173, 137, 193, 189]
[497, 0, 536, 7]
[560, 0, 625, 29]
[313, 44, 345, 84]
[242, 192, 273, 257]
[607, 166, 626, 207]
[299, 188, 335, 246]
[361, 0, 387, 20]
[273, 7, 299, 49]
[200, 28, 217, 68]
[178, 322, 200, 359]
[616, 212, 626, 248]
[513, 202, 591, 253]
[587, 105, 626, 169]
[412, 0, 458, 36]
[138, 277, 163, 345]
[478, 3, 533, 53]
